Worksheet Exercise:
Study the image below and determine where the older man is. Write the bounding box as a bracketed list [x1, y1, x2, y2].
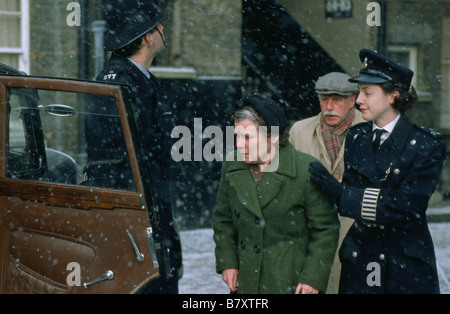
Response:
[289, 72, 365, 294]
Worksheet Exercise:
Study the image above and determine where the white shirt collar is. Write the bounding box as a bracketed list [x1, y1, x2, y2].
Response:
[372, 113, 401, 134]
[128, 58, 150, 79]
[372, 113, 401, 144]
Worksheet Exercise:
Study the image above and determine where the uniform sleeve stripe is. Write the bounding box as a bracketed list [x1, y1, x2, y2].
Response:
[361, 188, 380, 221]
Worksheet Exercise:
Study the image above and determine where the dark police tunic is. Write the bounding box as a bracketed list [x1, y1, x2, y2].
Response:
[338, 114, 446, 294]
[92, 55, 181, 293]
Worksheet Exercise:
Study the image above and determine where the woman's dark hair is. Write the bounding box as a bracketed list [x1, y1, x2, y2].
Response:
[379, 82, 418, 112]
[231, 106, 290, 147]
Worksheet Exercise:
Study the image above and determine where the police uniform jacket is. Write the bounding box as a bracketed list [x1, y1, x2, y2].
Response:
[338, 114, 446, 294]
[213, 143, 339, 294]
[93, 55, 182, 289]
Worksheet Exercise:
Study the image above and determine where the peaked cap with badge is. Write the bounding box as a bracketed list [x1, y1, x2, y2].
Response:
[104, 0, 165, 51]
[349, 49, 414, 91]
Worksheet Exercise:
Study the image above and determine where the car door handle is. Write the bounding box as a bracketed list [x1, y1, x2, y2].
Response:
[126, 229, 145, 262]
[83, 270, 114, 288]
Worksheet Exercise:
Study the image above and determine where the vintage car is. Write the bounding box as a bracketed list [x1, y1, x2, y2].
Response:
[0, 62, 172, 293]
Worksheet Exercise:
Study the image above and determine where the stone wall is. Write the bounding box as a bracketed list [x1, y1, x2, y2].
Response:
[163, 0, 242, 77]
[29, 0, 79, 77]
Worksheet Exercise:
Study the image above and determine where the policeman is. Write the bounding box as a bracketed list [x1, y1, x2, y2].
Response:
[92, 0, 181, 293]
[309, 49, 446, 294]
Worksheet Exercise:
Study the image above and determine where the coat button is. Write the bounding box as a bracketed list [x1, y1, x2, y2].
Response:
[254, 244, 261, 253]
[240, 241, 246, 249]
[410, 139, 416, 145]
[394, 169, 400, 175]
[379, 254, 385, 261]
[234, 209, 240, 218]
[255, 218, 260, 225]
[352, 251, 358, 258]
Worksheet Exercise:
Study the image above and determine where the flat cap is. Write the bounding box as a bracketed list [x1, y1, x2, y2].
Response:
[315, 72, 358, 95]
[349, 49, 414, 91]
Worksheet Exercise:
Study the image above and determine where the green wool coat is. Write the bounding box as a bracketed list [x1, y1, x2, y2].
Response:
[213, 142, 339, 294]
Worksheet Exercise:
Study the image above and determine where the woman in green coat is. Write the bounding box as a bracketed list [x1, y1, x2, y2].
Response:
[213, 95, 339, 294]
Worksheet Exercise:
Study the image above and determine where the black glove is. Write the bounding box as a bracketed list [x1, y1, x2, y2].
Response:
[309, 161, 343, 203]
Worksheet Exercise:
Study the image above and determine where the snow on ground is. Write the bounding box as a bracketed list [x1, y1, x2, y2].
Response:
[178, 228, 228, 294]
[179, 222, 450, 294]
[430, 222, 450, 294]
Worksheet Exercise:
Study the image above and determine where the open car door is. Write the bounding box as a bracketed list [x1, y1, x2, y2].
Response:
[0, 75, 161, 293]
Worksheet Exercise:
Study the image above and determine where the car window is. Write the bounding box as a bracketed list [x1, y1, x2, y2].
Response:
[7, 86, 136, 191]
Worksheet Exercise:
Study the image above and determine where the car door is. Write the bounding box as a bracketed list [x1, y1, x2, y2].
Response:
[0, 76, 161, 294]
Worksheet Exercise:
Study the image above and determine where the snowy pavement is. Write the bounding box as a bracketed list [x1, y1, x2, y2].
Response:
[179, 221, 450, 294]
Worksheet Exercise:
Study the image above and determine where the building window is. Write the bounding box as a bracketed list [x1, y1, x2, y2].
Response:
[0, 0, 29, 73]
[387, 45, 417, 88]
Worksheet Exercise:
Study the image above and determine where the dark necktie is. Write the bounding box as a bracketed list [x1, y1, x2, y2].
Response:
[372, 129, 386, 150]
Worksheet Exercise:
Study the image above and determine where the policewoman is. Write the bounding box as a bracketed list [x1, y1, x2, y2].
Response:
[90, 0, 181, 293]
[309, 49, 446, 294]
